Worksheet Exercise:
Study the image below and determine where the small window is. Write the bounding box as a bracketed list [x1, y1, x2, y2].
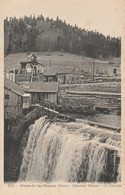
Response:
[113, 68, 117, 74]
[5, 94, 9, 100]
[42, 93, 45, 99]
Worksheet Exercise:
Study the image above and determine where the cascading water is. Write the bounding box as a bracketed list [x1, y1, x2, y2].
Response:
[19, 116, 121, 182]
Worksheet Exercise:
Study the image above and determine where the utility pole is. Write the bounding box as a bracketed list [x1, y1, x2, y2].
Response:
[50, 59, 51, 67]
[92, 48, 96, 83]
[92, 57, 95, 83]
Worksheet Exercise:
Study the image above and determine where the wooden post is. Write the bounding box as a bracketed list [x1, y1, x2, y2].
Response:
[50, 59, 51, 67]
[92, 58, 95, 83]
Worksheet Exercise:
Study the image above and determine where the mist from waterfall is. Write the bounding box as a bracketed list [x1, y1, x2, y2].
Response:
[19, 116, 121, 182]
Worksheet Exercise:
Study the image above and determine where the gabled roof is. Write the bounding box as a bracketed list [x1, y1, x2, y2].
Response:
[43, 67, 74, 76]
[4, 78, 25, 96]
[43, 67, 60, 76]
[28, 53, 37, 58]
[57, 67, 74, 74]
[28, 82, 58, 93]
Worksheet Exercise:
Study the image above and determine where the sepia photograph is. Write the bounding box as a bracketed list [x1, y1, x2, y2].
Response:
[1, 0, 124, 192]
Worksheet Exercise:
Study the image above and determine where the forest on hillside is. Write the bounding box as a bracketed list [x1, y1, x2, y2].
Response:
[4, 15, 121, 59]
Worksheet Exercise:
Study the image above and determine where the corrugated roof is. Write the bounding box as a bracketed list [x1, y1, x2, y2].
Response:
[4, 78, 25, 96]
[28, 82, 58, 93]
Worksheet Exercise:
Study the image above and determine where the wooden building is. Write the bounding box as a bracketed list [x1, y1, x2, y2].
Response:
[28, 53, 37, 62]
[4, 78, 31, 118]
[4, 69, 15, 82]
[107, 67, 121, 76]
[43, 67, 78, 84]
[4, 53, 45, 83]
[28, 81, 58, 104]
[43, 67, 59, 82]
[57, 67, 78, 84]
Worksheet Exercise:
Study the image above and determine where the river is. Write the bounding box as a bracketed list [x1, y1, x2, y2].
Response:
[19, 116, 121, 182]
[62, 113, 121, 129]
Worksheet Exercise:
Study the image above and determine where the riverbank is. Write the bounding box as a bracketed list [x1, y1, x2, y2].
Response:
[4, 105, 76, 182]
[4, 107, 42, 182]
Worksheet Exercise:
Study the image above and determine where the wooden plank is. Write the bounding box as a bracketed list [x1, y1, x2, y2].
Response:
[66, 90, 121, 97]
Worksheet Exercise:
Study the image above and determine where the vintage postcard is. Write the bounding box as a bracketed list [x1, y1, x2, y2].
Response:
[0, 0, 125, 195]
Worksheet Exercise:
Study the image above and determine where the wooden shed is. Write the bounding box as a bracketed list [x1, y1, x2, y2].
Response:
[108, 66, 121, 76]
[57, 67, 78, 84]
[43, 67, 59, 82]
[28, 81, 58, 104]
[4, 78, 31, 118]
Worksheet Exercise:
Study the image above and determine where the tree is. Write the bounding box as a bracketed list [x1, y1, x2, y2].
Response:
[4, 15, 121, 58]
[80, 50, 87, 60]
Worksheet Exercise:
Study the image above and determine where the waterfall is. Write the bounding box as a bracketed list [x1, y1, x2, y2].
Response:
[19, 116, 121, 182]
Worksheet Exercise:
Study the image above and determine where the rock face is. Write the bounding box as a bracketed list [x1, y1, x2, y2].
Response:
[4, 107, 42, 182]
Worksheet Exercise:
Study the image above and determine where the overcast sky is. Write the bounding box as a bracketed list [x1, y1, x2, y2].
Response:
[0, 0, 124, 37]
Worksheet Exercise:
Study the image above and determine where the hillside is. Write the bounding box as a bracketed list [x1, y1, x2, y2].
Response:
[4, 15, 121, 58]
[4, 52, 120, 71]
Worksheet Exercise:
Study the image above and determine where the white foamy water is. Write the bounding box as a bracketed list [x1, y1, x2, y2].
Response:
[19, 116, 121, 182]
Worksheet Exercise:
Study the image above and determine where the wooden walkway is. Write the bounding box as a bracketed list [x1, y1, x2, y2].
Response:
[86, 120, 120, 132]
[31, 104, 75, 122]
[31, 104, 121, 132]
[66, 90, 121, 97]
